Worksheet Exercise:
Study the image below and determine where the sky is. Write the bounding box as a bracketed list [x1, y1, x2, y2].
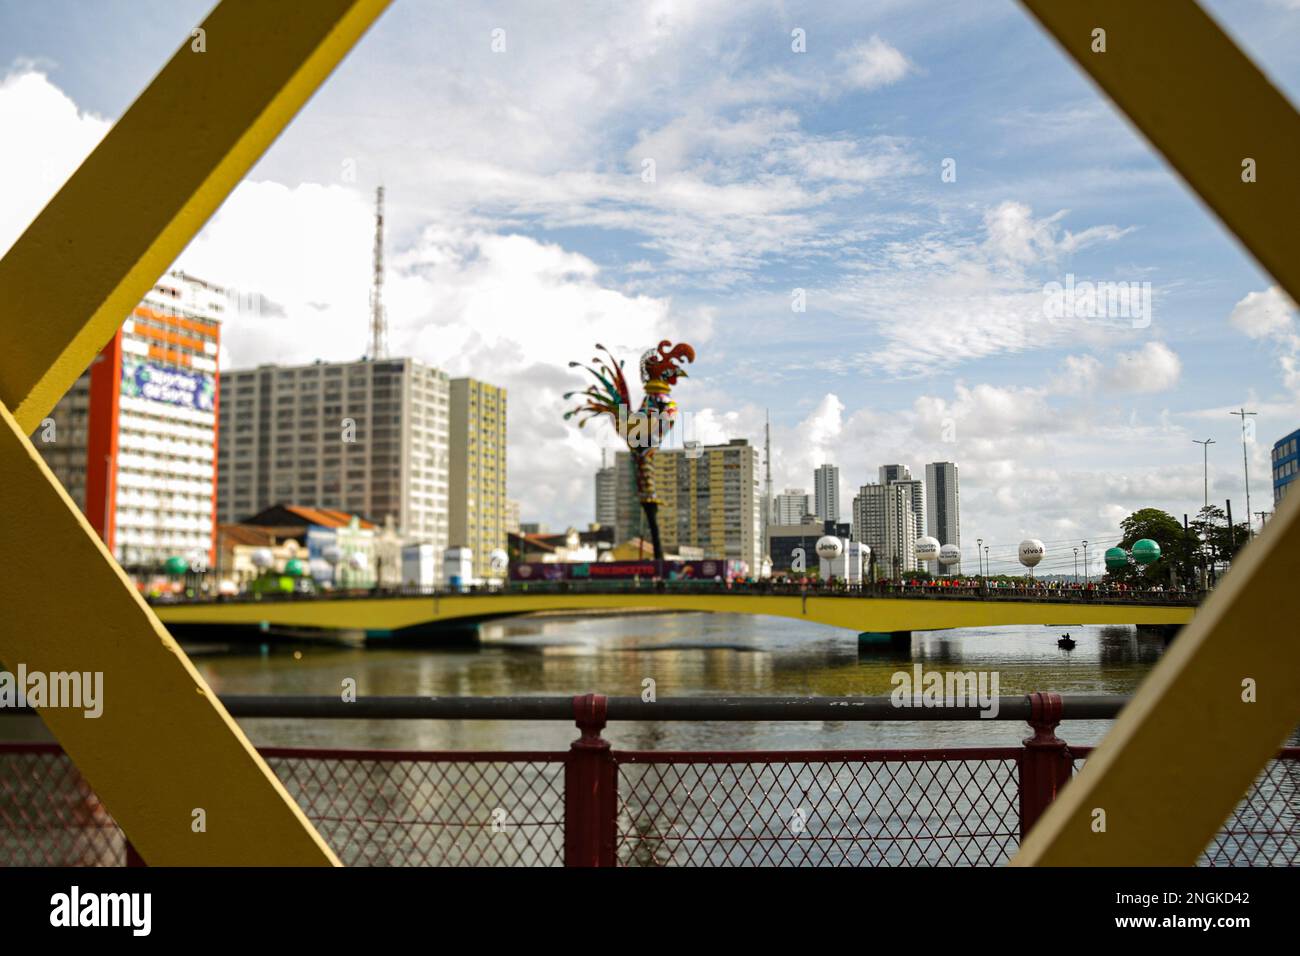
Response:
[3, 0, 1300, 577]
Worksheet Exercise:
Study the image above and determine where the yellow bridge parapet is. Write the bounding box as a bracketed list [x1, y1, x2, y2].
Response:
[154, 591, 1196, 635]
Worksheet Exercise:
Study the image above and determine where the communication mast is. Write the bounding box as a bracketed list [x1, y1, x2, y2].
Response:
[368, 186, 388, 359]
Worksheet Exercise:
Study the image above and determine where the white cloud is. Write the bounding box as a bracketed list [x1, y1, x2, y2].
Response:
[837, 36, 914, 91]
[1228, 286, 1300, 393]
[1229, 286, 1297, 339]
[0, 70, 109, 257]
[1106, 342, 1181, 393]
[1053, 342, 1181, 395]
[819, 201, 1136, 376]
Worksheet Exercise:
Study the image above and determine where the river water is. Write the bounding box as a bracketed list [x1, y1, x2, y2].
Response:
[186, 612, 1175, 752]
[4, 612, 1294, 866]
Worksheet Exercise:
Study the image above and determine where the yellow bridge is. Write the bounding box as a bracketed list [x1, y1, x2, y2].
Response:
[153, 589, 1197, 638]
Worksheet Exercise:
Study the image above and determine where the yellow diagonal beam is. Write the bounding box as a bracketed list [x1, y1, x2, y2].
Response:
[1014, 0, 1300, 864]
[0, 0, 392, 434]
[1, 401, 338, 863]
[0, 0, 393, 864]
[1020, 0, 1300, 305]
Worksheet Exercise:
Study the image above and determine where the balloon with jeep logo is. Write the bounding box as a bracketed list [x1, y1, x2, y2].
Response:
[815, 536, 844, 561]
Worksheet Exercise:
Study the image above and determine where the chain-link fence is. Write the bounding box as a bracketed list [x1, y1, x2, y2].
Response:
[615, 752, 1021, 866]
[4, 742, 1296, 867]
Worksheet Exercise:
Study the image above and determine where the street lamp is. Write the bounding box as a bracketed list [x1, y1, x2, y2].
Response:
[1073, 547, 1079, 583]
[976, 537, 983, 577]
[984, 545, 990, 578]
[1193, 438, 1215, 510]
[1230, 408, 1257, 538]
[1082, 540, 1089, 585]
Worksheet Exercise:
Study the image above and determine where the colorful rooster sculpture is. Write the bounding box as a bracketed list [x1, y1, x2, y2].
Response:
[565, 340, 696, 573]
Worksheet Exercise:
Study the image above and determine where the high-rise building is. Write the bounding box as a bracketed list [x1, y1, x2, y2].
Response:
[813, 463, 840, 522]
[925, 461, 961, 572]
[614, 438, 762, 570]
[879, 464, 910, 485]
[1272, 430, 1299, 505]
[878, 464, 924, 537]
[773, 487, 812, 524]
[504, 497, 521, 535]
[595, 451, 618, 532]
[216, 358, 449, 552]
[853, 483, 916, 578]
[891, 478, 925, 539]
[449, 377, 508, 578]
[36, 271, 223, 572]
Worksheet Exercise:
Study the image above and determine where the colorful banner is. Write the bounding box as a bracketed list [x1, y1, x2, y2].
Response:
[121, 358, 215, 412]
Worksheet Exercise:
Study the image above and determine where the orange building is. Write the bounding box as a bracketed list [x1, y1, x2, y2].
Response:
[36, 271, 224, 574]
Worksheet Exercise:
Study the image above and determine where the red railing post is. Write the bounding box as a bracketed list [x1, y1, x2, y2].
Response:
[1017, 691, 1072, 840]
[565, 693, 617, 866]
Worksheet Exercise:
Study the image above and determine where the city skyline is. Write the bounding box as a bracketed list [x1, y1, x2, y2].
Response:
[3, 0, 1300, 557]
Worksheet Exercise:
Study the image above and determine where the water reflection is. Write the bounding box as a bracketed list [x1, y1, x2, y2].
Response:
[185, 612, 1178, 751]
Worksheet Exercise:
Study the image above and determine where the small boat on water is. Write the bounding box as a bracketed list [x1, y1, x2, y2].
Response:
[1057, 632, 1076, 650]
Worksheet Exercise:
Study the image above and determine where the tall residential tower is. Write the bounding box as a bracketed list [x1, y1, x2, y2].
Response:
[925, 461, 961, 572]
[813, 463, 840, 522]
[37, 271, 223, 572]
[448, 377, 509, 578]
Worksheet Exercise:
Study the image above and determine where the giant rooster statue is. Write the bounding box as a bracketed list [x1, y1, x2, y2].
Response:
[565, 340, 696, 575]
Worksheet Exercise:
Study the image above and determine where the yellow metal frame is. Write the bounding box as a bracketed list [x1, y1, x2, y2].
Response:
[1013, 0, 1300, 864]
[0, 0, 1293, 865]
[0, 0, 394, 864]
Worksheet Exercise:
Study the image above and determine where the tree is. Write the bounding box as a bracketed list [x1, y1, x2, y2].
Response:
[1188, 505, 1250, 578]
[1108, 508, 1190, 585]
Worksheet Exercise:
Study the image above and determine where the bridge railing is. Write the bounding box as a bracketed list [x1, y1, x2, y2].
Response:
[1, 694, 1291, 866]
[149, 580, 1205, 607]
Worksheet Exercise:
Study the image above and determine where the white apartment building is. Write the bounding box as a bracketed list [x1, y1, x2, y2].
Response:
[773, 488, 812, 524]
[36, 271, 224, 571]
[216, 358, 450, 552]
[853, 482, 917, 578]
[813, 464, 840, 522]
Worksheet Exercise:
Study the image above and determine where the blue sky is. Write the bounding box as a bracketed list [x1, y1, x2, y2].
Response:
[3, 0, 1299, 575]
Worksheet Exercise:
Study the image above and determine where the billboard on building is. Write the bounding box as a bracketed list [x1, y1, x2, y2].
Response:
[121, 358, 216, 412]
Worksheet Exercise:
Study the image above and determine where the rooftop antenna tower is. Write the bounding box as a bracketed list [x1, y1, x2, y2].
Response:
[368, 185, 387, 359]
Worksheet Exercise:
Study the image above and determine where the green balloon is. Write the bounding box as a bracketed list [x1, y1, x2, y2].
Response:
[284, 558, 307, 577]
[1104, 547, 1129, 570]
[164, 556, 188, 575]
[1131, 539, 1162, 565]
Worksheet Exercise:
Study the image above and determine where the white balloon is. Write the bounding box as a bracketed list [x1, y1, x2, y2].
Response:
[815, 536, 844, 560]
[1018, 539, 1045, 568]
[348, 551, 369, 571]
[250, 548, 274, 569]
[938, 544, 961, 566]
[915, 537, 941, 562]
[323, 545, 343, 565]
[489, 549, 509, 572]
